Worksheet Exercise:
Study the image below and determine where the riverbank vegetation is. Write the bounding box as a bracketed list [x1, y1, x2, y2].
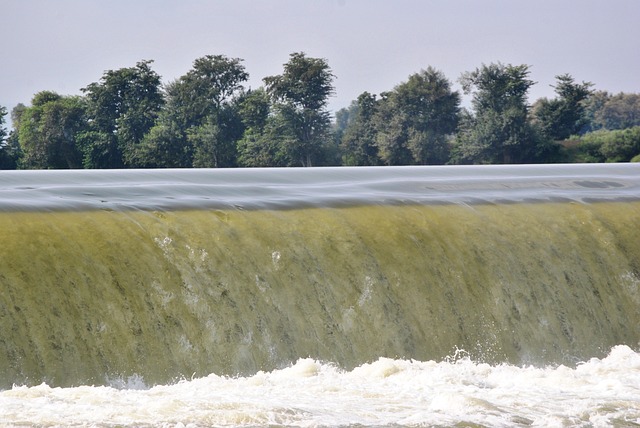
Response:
[1, 53, 639, 169]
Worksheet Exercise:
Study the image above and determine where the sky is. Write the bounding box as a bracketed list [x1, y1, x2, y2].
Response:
[1, 0, 639, 128]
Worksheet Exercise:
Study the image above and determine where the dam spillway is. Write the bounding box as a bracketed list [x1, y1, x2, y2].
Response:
[0, 164, 639, 391]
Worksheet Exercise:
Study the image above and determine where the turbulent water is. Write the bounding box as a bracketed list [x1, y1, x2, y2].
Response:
[0, 164, 639, 427]
[2, 346, 639, 427]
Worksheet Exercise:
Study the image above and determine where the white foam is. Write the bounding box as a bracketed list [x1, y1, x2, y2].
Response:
[1, 345, 639, 427]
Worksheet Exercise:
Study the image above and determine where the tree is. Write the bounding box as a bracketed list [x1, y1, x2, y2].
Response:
[339, 92, 382, 165]
[531, 74, 593, 140]
[580, 90, 610, 133]
[189, 106, 243, 168]
[237, 117, 293, 167]
[134, 87, 193, 168]
[599, 126, 640, 161]
[0, 106, 7, 155]
[236, 88, 291, 167]
[0, 106, 7, 144]
[81, 60, 163, 168]
[2, 105, 27, 169]
[141, 55, 248, 168]
[0, 106, 19, 169]
[377, 67, 460, 165]
[236, 88, 271, 132]
[15, 92, 86, 169]
[374, 92, 413, 165]
[454, 63, 537, 164]
[333, 105, 351, 145]
[596, 92, 640, 131]
[263, 52, 335, 166]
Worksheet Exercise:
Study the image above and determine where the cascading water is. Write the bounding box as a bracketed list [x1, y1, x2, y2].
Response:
[1, 164, 639, 427]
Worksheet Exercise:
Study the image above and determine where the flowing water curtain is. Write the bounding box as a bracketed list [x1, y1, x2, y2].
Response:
[0, 165, 639, 388]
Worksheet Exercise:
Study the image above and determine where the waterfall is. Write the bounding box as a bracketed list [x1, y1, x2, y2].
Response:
[1, 164, 639, 388]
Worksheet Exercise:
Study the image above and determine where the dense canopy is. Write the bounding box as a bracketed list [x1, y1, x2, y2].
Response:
[1, 54, 639, 169]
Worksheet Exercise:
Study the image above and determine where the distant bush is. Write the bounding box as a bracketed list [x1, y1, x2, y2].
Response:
[565, 126, 640, 162]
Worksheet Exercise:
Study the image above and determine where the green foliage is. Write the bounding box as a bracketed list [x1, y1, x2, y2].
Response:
[339, 92, 382, 166]
[81, 60, 163, 168]
[263, 52, 335, 166]
[531, 74, 593, 141]
[143, 55, 248, 168]
[599, 127, 640, 162]
[381, 67, 460, 165]
[588, 127, 640, 162]
[374, 96, 413, 165]
[133, 121, 191, 168]
[454, 63, 538, 164]
[15, 92, 86, 169]
[461, 63, 533, 112]
[0, 134, 21, 169]
[236, 88, 271, 132]
[563, 127, 640, 163]
[0, 106, 20, 169]
[187, 55, 249, 112]
[1, 105, 27, 169]
[188, 118, 221, 168]
[0, 106, 7, 146]
[339, 68, 460, 166]
[189, 107, 243, 168]
[264, 52, 335, 111]
[580, 91, 640, 133]
[166, 55, 248, 130]
[581, 90, 610, 133]
[596, 93, 640, 130]
[7, 53, 640, 169]
[237, 121, 292, 167]
[236, 88, 292, 167]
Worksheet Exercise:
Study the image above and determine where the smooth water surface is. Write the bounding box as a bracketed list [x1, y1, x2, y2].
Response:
[1, 163, 639, 211]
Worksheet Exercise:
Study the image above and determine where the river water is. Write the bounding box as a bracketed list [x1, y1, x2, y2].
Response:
[0, 164, 639, 427]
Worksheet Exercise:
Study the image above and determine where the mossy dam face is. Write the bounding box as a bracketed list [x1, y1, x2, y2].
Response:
[1, 164, 639, 389]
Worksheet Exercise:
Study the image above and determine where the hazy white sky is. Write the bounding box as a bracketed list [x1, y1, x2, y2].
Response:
[2, 0, 639, 124]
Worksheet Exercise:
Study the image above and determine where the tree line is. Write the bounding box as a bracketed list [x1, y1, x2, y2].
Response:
[1, 53, 639, 170]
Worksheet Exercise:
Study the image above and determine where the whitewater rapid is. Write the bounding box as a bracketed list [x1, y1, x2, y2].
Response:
[1, 345, 639, 427]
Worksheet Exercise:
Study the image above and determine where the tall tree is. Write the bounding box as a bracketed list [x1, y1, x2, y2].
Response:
[596, 92, 640, 130]
[0, 106, 19, 169]
[141, 55, 248, 168]
[236, 88, 271, 133]
[374, 92, 413, 165]
[581, 90, 611, 133]
[339, 92, 382, 166]
[237, 117, 293, 167]
[264, 52, 335, 166]
[0, 106, 7, 145]
[376, 67, 460, 165]
[454, 63, 537, 164]
[2, 105, 27, 169]
[189, 105, 243, 168]
[531, 74, 593, 140]
[15, 92, 86, 169]
[81, 60, 163, 168]
[236, 88, 291, 167]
